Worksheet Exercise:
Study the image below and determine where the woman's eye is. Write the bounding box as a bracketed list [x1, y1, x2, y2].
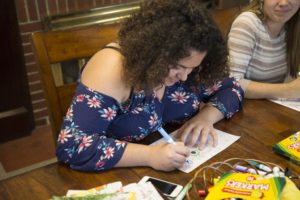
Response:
[170, 65, 181, 70]
[177, 64, 187, 69]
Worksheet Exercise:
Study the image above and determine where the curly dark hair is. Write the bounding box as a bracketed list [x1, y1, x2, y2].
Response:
[118, 0, 229, 92]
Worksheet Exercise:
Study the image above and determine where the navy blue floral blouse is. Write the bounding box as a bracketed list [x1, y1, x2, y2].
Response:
[56, 77, 243, 171]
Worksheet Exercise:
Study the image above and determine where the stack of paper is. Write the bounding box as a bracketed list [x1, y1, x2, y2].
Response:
[52, 181, 164, 200]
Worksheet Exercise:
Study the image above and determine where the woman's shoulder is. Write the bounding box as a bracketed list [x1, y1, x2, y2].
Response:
[231, 11, 263, 34]
[233, 11, 262, 26]
[80, 45, 130, 103]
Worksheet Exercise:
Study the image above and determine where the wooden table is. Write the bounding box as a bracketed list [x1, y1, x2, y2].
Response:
[1, 99, 300, 199]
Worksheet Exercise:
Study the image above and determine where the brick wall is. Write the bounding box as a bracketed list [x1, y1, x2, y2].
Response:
[14, 0, 135, 127]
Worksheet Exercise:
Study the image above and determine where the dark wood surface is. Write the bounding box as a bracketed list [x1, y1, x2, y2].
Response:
[1, 99, 300, 199]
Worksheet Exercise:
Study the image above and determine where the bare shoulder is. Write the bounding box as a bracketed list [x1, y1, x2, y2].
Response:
[81, 46, 130, 103]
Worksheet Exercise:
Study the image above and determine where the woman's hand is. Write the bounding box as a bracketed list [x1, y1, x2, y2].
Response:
[176, 105, 223, 150]
[149, 142, 189, 171]
[177, 117, 218, 150]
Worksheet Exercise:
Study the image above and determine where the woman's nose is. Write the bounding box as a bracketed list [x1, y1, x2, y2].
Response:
[177, 70, 189, 81]
[278, 0, 289, 6]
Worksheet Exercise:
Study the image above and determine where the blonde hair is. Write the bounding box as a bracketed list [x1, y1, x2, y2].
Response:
[244, 0, 300, 77]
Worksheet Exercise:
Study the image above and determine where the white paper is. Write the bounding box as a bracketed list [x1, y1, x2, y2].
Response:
[152, 129, 240, 173]
[123, 182, 164, 200]
[270, 99, 300, 112]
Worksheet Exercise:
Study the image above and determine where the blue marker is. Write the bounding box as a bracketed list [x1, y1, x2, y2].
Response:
[248, 160, 272, 172]
[157, 127, 176, 144]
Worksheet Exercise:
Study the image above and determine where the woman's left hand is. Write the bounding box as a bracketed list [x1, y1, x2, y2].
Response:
[176, 105, 223, 150]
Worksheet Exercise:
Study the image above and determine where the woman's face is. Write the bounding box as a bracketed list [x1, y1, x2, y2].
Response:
[164, 50, 206, 86]
[263, 0, 300, 24]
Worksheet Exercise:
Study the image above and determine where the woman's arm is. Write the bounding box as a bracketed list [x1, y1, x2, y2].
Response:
[55, 83, 128, 171]
[177, 77, 244, 148]
[115, 142, 189, 171]
[244, 78, 300, 99]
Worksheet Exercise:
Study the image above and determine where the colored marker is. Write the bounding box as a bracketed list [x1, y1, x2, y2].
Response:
[157, 127, 176, 144]
[284, 167, 292, 177]
[234, 165, 266, 175]
[198, 189, 207, 197]
[272, 166, 280, 177]
[248, 160, 272, 172]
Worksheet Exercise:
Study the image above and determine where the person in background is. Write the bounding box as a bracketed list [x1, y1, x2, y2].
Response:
[228, 0, 300, 99]
[56, 0, 244, 172]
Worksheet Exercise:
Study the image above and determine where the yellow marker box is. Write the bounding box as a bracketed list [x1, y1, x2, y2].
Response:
[205, 172, 286, 200]
[273, 131, 300, 165]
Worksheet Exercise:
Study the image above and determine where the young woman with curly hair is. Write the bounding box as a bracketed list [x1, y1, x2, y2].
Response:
[56, 0, 244, 172]
[228, 0, 300, 99]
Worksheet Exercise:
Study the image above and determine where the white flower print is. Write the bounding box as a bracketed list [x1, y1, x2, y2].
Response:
[78, 136, 93, 153]
[192, 100, 200, 109]
[101, 107, 116, 121]
[171, 91, 190, 104]
[76, 94, 85, 102]
[205, 83, 221, 95]
[66, 107, 73, 121]
[232, 79, 240, 87]
[148, 113, 158, 126]
[132, 107, 143, 114]
[115, 140, 126, 148]
[104, 146, 115, 159]
[87, 97, 101, 108]
[232, 88, 242, 102]
[57, 128, 72, 144]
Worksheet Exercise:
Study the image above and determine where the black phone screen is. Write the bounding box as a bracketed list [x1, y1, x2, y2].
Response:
[147, 178, 177, 195]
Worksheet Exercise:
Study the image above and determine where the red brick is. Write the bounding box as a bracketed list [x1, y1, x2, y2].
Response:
[58, 0, 68, 14]
[35, 117, 48, 126]
[27, 0, 39, 21]
[31, 91, 45, 101]
[21, 33, 31, 43]
[48, 0, 58, 15]
[29, 82, 43, 91]
[22, 43, 33, 54]
[25, 54, 35, 63]
[68, 0, 77, 13]
[32, 99, 47, 110]
[76, 0, 94, 11]
[20, 21, 43, 33]
[111, 0, 121, 4]
[37, 0, 48, 18]
[95, 0, 104, 6]
[34, 108, 49, 119]
[26, 63, 38, 73]
[27, 72, 41, 82]
[15, 0, 28, 22]
[104, 0, 113, 5]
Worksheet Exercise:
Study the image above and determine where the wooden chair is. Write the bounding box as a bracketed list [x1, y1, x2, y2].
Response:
[211, 6, 242, 36]
[31, 24, 120, 144]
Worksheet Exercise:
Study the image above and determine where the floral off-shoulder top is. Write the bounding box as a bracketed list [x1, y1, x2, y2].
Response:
[56, 77, 243, 171]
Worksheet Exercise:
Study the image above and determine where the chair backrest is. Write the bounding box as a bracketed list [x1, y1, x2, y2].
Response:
[211, 6, 242, 37]
[31, 24, 120, 144]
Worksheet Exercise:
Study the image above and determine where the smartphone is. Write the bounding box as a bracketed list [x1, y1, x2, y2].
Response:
[139, 176, 183, 198]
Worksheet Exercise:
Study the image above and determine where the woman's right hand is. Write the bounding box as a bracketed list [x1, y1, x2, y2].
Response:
[148, 142, 189, 171]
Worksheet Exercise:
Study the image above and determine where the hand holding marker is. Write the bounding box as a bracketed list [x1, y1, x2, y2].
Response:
[158, 127, 176, 144]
